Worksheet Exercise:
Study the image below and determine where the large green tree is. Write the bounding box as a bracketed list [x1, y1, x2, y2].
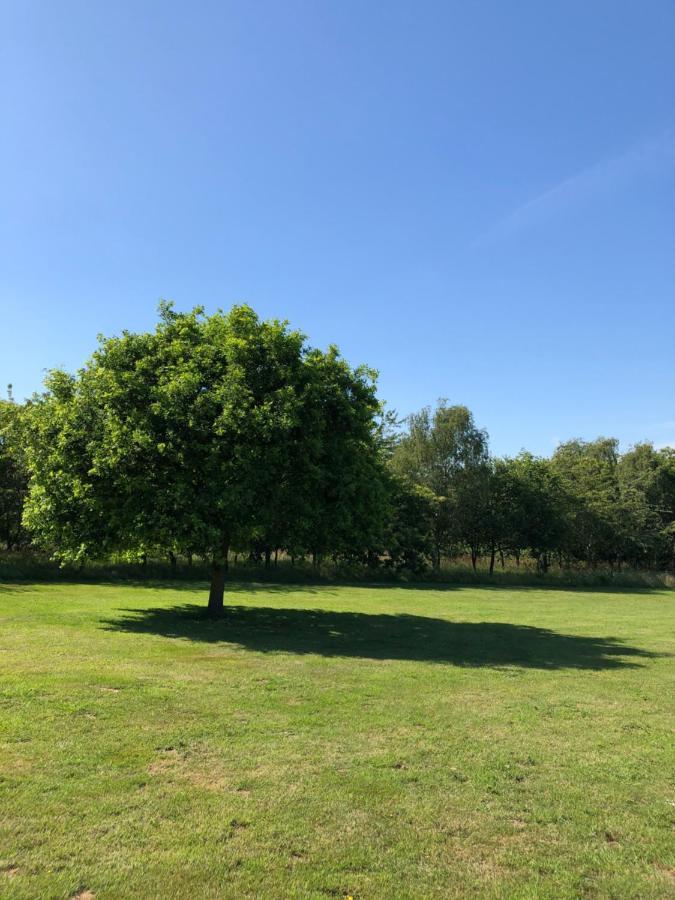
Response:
[23, 304, 385, 612]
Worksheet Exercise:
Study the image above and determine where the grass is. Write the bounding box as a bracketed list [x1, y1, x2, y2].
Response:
[0, 581, 673, 898]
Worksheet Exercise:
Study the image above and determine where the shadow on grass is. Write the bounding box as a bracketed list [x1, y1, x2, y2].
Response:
[102, 604, 664, 669]
[1, 578, 669, 597]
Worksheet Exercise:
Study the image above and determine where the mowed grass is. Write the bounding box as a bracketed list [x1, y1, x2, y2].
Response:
[0, 582, 673, 899]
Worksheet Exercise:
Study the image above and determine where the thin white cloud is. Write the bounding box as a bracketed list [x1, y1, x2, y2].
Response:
[473, 133, 675, 247]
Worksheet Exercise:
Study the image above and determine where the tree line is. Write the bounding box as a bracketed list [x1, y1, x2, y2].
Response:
[1, 304, 673, 610]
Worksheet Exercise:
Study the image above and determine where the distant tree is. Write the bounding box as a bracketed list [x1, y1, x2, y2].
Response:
[23, 304, 385, 613]
[550, 438, 654, 569]
[654, 447, 675, 566]
[453, 459, 492, 571]
[0, 395, 28, 551]
[384, 477, 437, 573]
[551, 439, 618, 566]
[391, 402, 489, 567]
[618, 443, 675, 567]
[496, 453, 567, 571]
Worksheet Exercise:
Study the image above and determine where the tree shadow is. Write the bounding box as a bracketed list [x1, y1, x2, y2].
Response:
[101, 604, 664, 670]
[1, 564, 670, 595]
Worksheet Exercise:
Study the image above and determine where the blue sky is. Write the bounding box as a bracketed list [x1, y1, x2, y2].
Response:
[2, 0, 674, 456]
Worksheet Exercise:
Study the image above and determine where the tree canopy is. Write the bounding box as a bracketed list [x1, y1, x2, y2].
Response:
[0, 394, 28, 552]
[23, 304, 387, 611]
[7, 309, 675, 588]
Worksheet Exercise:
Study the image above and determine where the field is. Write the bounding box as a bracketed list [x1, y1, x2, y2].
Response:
[0, 581, 673, 899]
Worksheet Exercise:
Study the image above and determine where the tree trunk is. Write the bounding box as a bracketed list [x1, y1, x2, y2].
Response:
[471, 548, 477, 572]
[489, 545, 496, 576]
[499, 549, 505, 569]
[207, 539, 229, 616]
[264, 547, 271, 569]
[208, 563, 226, 616]
[168, 550, 177, 571]
[274, 548, 278, 567]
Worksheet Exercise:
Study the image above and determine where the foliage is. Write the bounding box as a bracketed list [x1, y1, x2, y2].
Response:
[384, 476, 437, 573]
[494, 453, 567, 570]
[0, 396, 28, 551]
[22, 304, 387, 610]
[551, 438, 673, 568]
[391, 402, 489, 566]
[5, 309, 674, 580]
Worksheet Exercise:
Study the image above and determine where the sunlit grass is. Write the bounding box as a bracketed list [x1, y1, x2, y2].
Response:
[1, 581, 673, 898]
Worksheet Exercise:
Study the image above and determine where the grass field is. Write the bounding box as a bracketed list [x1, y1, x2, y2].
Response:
[0, 581, 673, 898]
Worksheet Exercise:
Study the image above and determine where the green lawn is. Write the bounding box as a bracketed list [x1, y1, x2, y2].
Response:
[0, 582, 673, 899]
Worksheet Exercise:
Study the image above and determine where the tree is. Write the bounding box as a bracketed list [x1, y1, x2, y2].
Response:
[285, 347, 389, 567]
[384, 476, 437, 573]
[391, 402, 489, 567]
[653, 447, 675, 567]
[618, 443, 675, 567]
[23, 304, 385, 613]
[452, 458, 492, 572]
[0, 394, 28, 551]
[497, 453, 567, 571]
[551, 438, 650, 569]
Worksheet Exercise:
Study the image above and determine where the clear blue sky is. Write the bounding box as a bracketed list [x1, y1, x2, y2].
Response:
[2, 0, 674, 456]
